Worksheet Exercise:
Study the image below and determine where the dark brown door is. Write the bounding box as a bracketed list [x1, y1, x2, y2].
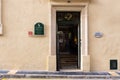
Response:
[56, 11, 81, 71]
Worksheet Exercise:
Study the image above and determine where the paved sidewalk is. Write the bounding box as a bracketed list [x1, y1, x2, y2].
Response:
[8, 79, 113, 80]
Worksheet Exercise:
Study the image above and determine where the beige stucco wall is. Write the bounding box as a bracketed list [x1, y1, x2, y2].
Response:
[0, 0, 50, 70]
[89, 0, 120, 71]
[0, 0, 120, 71]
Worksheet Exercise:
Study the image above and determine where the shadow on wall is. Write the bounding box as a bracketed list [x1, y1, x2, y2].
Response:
[51, 0, 90, 3]
[88, 0, 104, 4]
[50, 0, 100, 5]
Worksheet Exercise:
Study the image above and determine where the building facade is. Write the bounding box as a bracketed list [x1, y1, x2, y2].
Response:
[0, 0, 120, 72]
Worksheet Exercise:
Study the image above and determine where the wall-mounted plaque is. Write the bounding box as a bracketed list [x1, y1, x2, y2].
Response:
[34, 22, 44, 35]
[95, 32, 103, 38]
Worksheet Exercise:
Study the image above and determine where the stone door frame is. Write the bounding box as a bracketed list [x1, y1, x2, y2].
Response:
[48, 2, 90, 71]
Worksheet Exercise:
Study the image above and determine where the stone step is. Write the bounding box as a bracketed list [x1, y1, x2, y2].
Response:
[0, 74, 119, 79]
[0, 70, 120, 79]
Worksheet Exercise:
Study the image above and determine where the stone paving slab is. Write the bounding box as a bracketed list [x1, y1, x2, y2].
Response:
[16, 71, 110, 75]
[0, 70, 9, 74]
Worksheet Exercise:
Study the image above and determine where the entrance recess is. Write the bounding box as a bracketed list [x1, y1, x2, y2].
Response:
[56, 11, 81, 71]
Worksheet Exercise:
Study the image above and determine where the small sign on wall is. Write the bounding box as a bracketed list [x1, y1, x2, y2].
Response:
[34, 22, 44, 35]
[95, 32, 103, 38]
[28, 31, 33, 36]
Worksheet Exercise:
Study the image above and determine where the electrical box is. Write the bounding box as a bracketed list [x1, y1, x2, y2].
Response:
[0, 24, 2, 35]
[110, 60, 118, 70]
